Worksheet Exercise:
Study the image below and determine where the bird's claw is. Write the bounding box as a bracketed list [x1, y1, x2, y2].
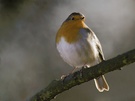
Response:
[61, 75, 67, 79]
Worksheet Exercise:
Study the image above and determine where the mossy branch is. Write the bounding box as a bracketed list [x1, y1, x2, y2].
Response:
[30, 49, 135, 101]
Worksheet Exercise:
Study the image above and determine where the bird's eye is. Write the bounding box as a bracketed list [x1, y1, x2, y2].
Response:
[71, 17, 75, 20]
[81, 17, 84, 19]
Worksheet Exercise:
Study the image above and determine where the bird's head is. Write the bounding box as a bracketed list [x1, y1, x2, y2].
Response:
[56, 12, 87, 43]
[61, 12, 86, 28]
[64, 12, 85, 22]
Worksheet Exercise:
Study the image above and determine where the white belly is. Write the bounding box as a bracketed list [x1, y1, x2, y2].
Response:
[56, 37, 99, 68]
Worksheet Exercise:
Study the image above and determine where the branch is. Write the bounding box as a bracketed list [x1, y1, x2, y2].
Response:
[30, 49, 135, 101]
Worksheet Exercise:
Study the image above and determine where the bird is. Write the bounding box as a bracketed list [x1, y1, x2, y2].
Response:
[55, 12, 109, 92]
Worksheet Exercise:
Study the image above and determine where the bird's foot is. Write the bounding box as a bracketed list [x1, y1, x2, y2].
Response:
[61, 75, 67, 79]
[118, 67, 123, 70]
[80, 66, 88, 77]
[79, 66, 85, 77]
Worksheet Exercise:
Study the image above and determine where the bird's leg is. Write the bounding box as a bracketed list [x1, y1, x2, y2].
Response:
[71, 67, 77, 74]
[80, 66, 85, 77]
[80, 65, 88, 77]
[61, 67, 76, 79]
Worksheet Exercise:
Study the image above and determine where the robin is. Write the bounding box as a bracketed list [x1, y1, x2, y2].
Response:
[55, 12, 109, 92]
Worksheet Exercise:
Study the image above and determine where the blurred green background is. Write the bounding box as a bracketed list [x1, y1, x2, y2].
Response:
[0, 0, 135, 101]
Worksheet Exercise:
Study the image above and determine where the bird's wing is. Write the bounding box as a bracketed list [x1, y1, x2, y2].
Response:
[79, 28, 105, 61]
[93, 33, 105, 61]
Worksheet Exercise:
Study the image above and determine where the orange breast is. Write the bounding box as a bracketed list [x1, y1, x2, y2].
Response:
[56, 20, 88, 44]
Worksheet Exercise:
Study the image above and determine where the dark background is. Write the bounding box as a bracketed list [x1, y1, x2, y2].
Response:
[0, 0, 135, 101]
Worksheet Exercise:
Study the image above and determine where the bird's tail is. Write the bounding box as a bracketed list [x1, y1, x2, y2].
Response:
[94, 75, 109, 92]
